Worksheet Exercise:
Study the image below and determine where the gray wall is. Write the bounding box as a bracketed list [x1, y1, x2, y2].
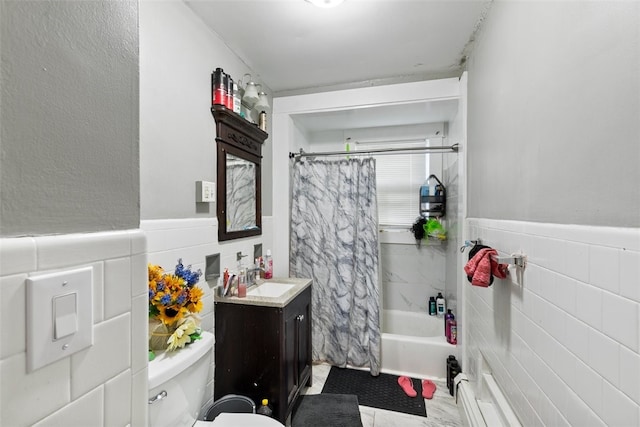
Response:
[467, 1, 640, 227]
[0, 0, 139, 237]
[140, 1, 273, 220]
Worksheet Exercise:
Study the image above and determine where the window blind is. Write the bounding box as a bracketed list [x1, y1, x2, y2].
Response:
[355, 141, 430, 227]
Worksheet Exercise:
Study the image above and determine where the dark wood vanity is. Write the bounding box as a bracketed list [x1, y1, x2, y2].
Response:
[214, 279, 312, 424]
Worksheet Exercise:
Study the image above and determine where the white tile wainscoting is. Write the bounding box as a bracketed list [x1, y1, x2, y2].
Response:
[0, 230, 148, 427]
[464, 218, 640, 426]
[142, 217, 273, 414]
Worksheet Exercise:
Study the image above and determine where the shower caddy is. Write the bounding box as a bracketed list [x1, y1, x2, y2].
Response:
[420, 174, 446, 219]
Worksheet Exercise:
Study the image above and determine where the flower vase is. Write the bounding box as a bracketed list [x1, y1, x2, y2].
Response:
[149, 318, 174, 351]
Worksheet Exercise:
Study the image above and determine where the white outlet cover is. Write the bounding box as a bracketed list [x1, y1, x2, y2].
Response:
[26, 266, 94, 372]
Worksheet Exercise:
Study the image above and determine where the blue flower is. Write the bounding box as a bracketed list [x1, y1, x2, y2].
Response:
[176, 293, 187, 305]
[149, 289, 155, 299]
[174, 259, 201, 287]
[161, 294, 171, 305]
[156, 281, 165, 291]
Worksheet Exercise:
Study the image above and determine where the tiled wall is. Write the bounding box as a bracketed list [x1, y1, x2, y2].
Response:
[465, 218, 640, 426]
[380, 150, 461, 318]
[142, 217, 273, 412]
[0, 230, 148, 427]
[380, 239, 447, 315]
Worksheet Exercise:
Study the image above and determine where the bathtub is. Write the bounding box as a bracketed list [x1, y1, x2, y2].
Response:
[381, 309, 457, 379]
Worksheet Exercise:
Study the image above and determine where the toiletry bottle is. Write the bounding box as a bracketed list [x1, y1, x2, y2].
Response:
[428, 296, 437, 316]
[448, 319, 457, 345]
[444, 309, 454, 337]
[420, 180, 429, 215]
[212, 68, 226, 106]
[449, 360, 460, 396]
[446, 355, 456, 394]
[237, 269, 247, 298]
[436, 292, 446, 317]
[258, 111, 267, 131]
[257, 399, 273, 417]
[225, 75, 234, 110]
[233, 82, 241, 114]
[264, 250, 273, 279]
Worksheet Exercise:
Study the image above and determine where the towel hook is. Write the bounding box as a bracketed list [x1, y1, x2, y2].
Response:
[460, 239, 480, 253]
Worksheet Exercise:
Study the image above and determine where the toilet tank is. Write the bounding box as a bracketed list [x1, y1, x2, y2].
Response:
[148, 331, 214, 427]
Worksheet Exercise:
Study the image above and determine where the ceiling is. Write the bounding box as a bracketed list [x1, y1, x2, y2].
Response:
[186, 0, 492, 96]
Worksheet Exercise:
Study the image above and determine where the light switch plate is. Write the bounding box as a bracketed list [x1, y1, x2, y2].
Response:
[26, 266, 93, 372]
[196, 180, 215, 203]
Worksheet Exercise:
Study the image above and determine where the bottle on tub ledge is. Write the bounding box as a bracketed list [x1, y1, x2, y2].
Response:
[428, 296, 437, 316]
[264, 249, 273, 279]
[436, 292, 446, 317]
[448, 319, 457, 345]
[444, 309, 454, 336]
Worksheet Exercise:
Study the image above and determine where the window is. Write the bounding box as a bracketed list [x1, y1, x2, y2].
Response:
[355, 140, 439, 227]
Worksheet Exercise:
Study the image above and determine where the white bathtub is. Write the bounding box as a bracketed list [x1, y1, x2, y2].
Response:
[381, 309, 458, 379]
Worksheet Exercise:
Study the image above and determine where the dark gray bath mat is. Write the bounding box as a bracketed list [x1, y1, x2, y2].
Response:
[321, 366, 427, 417]
[292, 393, 363, 427]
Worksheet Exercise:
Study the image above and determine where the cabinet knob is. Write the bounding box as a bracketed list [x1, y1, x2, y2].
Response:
[297, 314, 305, 321]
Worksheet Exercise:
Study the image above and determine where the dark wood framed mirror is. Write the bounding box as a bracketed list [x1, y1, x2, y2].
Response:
[212, 105, 268, 241]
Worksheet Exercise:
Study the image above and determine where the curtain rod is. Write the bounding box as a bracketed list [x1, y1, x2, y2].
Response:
[288, 143, 459, 159]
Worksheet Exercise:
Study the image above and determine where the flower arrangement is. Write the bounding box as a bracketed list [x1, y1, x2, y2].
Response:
[148, 259, 204, 352]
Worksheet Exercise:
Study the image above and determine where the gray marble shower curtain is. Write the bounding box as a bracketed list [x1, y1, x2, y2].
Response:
[290, 158, 381, 375]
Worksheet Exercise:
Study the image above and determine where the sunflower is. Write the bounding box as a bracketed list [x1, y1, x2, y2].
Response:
[157, 304, 189, 325]
[187, 286, 204, 313]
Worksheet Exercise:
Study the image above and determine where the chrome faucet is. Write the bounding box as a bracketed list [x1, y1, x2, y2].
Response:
[246, 265, 264, 288]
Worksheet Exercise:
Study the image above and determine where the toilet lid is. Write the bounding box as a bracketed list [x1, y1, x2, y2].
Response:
[194, 413, 285, 427]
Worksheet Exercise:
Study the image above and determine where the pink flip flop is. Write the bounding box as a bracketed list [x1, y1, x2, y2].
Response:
[422, 379, 436, 399]
[398, 376, 417, 397]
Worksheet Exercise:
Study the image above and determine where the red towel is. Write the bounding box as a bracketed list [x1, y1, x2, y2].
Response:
[464, 248, 508, 287]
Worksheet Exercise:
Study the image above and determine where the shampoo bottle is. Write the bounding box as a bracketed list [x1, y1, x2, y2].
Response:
[444, 309, 454, 337]
[264, 250, 273, 279]
[448, 319, 457, 345]
[428, 296, 437, 316]
[436, 292, 446, 317]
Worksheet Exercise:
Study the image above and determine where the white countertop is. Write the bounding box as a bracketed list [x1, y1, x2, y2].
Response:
[214, 277, 312, 308]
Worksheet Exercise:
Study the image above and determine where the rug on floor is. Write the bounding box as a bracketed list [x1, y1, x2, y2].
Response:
[321, 366, 427, 418]
[292, 393, 363, 427]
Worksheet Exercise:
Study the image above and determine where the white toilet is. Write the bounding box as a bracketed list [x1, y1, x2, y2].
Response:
[148, 331, 284, 427]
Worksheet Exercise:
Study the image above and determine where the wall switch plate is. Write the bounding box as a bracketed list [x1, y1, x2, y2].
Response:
[196, 181, 215, 203]
[26, 266, 93, 372]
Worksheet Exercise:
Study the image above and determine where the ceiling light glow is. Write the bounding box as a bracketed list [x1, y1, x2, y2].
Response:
[306, 0, 344, 8]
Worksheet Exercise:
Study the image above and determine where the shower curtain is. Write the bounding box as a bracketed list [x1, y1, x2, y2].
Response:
[290, 157, 381, 375]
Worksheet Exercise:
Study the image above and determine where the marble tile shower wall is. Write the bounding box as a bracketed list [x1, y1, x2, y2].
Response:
[141, 217, 273, 411]
[0, 230, 148, 427]
[381, 242, 447, 314]
[465, 218, 640, 426]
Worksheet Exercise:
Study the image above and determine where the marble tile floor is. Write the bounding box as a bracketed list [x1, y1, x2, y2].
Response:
[300, 363, 463, 427]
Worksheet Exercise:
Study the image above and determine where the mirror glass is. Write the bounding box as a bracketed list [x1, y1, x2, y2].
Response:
[226, 153, 257, 231]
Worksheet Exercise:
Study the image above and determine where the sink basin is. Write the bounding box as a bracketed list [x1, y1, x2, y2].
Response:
[247, 282, 294, 298]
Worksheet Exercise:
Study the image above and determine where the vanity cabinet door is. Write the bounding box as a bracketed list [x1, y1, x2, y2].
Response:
[296, 292, 312, 389]
[283, 287, 312, 413]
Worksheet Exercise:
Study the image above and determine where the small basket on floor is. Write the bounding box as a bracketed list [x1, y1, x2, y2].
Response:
[203, 394, 255, 421]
